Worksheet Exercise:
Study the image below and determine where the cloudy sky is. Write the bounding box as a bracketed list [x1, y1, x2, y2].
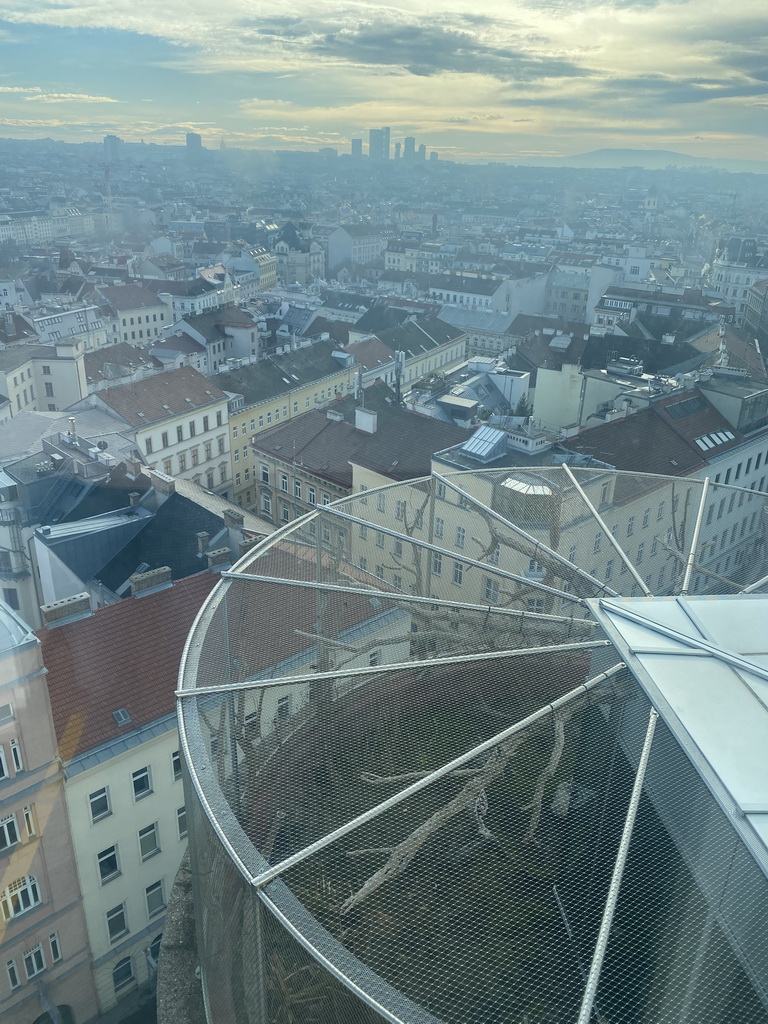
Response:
[0, 0, 766, 161]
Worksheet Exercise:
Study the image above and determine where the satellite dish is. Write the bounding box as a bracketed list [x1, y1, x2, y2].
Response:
[97, 440, 109, 450]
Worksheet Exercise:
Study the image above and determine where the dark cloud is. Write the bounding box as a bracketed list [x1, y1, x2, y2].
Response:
[307, 21, 589, 81]
[607, 74, 768, 104]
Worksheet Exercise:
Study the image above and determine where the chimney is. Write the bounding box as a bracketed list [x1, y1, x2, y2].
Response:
[128, 491, 141, 507]
[130, 566, 173, 597]
[148, 469, 176, 496]
[206, 547, 231, 570]
[41, 592, 92, 628]
[355, 408, 378, 434]
[125, 455, 143, 478]
[196, 530, 210, 555]
[222, 508, 244, 529]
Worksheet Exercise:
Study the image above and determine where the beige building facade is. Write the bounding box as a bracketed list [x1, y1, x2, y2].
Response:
[0, 602, 97, 1024]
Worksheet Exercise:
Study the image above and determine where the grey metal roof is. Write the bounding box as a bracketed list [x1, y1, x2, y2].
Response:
[588, 594, 768, 873]
[437, 307, 516, 334]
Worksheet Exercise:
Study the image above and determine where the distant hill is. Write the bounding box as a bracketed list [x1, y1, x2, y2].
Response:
[519, 148, 768, 174]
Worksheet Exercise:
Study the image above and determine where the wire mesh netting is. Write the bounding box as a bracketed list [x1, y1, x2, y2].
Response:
[178, 468, 768, 1024]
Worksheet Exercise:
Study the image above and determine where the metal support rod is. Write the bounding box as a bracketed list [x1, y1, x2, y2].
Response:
[739, 569, 768, 594]
[179, 639, 613, 698]
[562, 464, 652, 596]
[220, 571, 596, 624]
[576, 707, 658, 1024]
[432, 471, 620, 598]
[249, 663, 626, 889]
[681, 476, 709, 596]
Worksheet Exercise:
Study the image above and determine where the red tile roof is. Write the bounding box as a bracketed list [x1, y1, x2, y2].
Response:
[40, 571, 219, 761]
[96, 365, 227, 426]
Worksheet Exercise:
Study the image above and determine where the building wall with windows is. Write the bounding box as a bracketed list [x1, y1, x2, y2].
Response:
[227, 370, 358, 510]
[63, 726, 185, 1015]
[0, 601, 97, 1024]
[0, 342, 88, 418]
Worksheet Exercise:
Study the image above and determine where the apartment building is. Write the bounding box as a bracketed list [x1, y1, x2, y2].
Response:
[40, 571, 219, 1018]
[87, 367, 232, 496]
[0, 600, 98, 1024]
[0, 341, 87, 418]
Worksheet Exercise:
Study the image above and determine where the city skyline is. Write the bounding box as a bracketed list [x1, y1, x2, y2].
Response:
[0, 0, 765, 162]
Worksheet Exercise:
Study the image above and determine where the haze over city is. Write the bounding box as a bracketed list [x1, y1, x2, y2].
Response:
[0, 0, 766, 162]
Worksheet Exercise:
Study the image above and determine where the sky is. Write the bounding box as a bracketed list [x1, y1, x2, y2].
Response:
[0, 0, 766, 162]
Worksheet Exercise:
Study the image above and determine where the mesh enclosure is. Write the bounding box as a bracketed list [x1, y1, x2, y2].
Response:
[178, 468, 768, 1024]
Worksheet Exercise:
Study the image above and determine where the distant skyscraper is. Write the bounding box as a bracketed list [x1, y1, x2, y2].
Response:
[103, 134, 124, 163]
[368, 128, 385, 160]
[186, 131, 203, 151]
[403, 136, 416, 161]
[429, 151, 438, 161]
[351, 138, 363, 158]
[418, 144, 426, 161]
[394, 141, 402, 160]
[382, 127, 391, 160]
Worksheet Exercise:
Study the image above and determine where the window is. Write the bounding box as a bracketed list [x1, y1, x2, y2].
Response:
[9, 739, 22, 772]
[139, 823, 160, 860]
[487, 545, 500, 566]
[431, 553, 442, 575]
[436, 481, 446, 500]
[218, 436, 226, 455]
[626, 516, 635, 537]
[280, 473, 288, 492]
[393, 574, 403, 590]
[359, 484, 368, 504]
[262, 494, 272, 516]
[163, 458, 173, 475]
[453, 562, 464, 586]
[113, 956, 134, 992]
[89, 787, 111, 822]
[172, 750, 182, 781]
[260, 464, 269, 484]
[178, 453, 187, 472]
[107, 903, 128, 943]
[636, 542, 645, 564]
[177, 806, 187, 839]
[2, 587, 19, 612]
[455, 526, 466, 549]
[395, 500, 406, 521]
[0, 703, 12, 726]
[0, 813, 19, 851]
[527, 598, 546, 613]
[484, 577, 499, 603]
[657, 500, 665, 521]
[369, 651, 380, 666]
[322, 492, 331, 506]
[375, 532, 385, 548]
[375, 564, 384, 579]
[232, 425, 238, 438]
[49, 933, 62, 963]
[393, 539, 403, 558]
[1, 875, 41, 920]
[307, 485, 316, 505]
[132, 766, 152, 800]
[44, 382, 54, 398]
[98, 846, 120, 883]
[434, 516, 444, 539]
[42, 364, 51, 375]
[7, 959, 19, 990]
[604, 559, 613, 580]
[281, 504, 290, 522]
[176, 425, 184, 443]
[23, 944, 45, 980]
[23, 806, 34, 837]
[593, 533, 601, 553]
[146, 880, 165, 918]
[145, 438, 153, 455]
[376, 493, 386, 513]
[161, 431, 169, 448]
[294, 480, 302, 500]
